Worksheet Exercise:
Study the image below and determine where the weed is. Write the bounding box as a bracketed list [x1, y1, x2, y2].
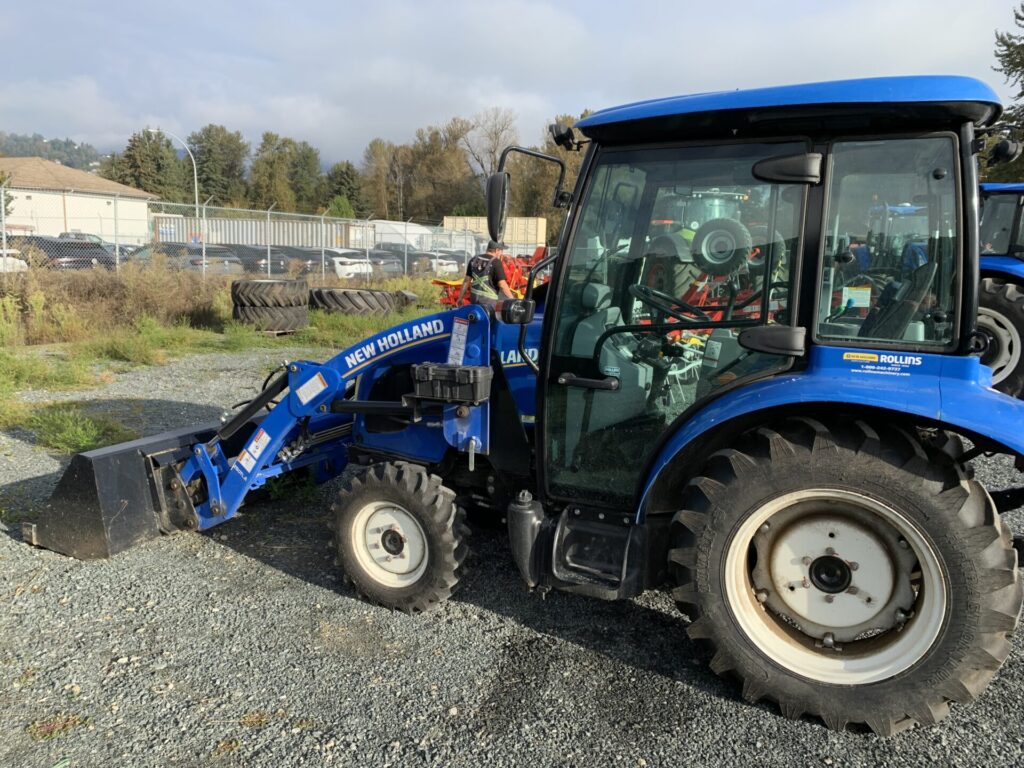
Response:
[26, 404, 138, 454]
[213, 738, 241, 757]
[265, 471, 319, 503]
[239, 711, 271, 728]
[15, 667, 37, 686]
[25, 713, 87, 742]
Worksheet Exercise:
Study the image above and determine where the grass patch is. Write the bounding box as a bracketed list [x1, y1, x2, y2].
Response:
[25, 713, 87, 742]
[0, 350, 96, 395]
[25, 404, 138, 454]
[293, 304, 433, 350]
[213, 738, 241, 757]
[239, 711, 271, 728]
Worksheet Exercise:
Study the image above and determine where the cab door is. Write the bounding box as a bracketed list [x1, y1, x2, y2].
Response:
[541, 141, 808, 509]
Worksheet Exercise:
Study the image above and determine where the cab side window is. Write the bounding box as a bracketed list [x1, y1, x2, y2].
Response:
[817, 137, 959, 348]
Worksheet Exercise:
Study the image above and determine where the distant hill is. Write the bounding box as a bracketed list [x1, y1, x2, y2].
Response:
[0, 132, 103, 171]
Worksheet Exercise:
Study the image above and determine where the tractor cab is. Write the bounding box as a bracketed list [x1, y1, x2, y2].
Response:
[500, 78, 987, 517]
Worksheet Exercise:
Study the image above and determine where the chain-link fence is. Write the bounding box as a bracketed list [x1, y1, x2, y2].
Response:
[1, 182, 545, 280]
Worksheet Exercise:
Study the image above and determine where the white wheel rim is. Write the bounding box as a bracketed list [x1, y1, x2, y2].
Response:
[978, 306, 1021, 385]
[701, 231, 738, 265]
[724, 489, 947, 685]
[350, 501, 428, 588]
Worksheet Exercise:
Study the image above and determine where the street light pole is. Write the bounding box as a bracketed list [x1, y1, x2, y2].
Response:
[201, 194, 214, 278]
[148, 128, 199, 221]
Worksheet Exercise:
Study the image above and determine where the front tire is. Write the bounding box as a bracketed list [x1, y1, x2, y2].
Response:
[333, 462, 469, 613]
[978, 278, 1024, 396]
[669, 417, 1020, 735]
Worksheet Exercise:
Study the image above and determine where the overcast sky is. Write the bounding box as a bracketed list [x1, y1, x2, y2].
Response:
[1, 0, 1018, 165]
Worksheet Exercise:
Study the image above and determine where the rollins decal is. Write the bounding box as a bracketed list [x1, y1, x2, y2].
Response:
[343, 319, 445, 369]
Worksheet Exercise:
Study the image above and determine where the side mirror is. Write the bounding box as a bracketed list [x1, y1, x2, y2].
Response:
[549, 123, 577, 150]
[496, 298, 535, 325]
[486, 172, 510, 243]
[989, 138, 1023, 166]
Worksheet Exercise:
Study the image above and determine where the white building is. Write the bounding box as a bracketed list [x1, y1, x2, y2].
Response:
[0, 157, 155, 245]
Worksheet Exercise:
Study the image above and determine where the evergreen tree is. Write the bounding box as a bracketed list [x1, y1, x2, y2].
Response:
[249, 132, 297, 211]
[289, 141, 323, 214]
[986, 4, 1024, 181]
[100, 130, 188, 201]
[325, 195, 356, 219]
[188, 124, 249, 206]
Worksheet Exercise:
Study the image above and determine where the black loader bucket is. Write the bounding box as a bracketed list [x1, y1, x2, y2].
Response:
[22, 421, 250, 560]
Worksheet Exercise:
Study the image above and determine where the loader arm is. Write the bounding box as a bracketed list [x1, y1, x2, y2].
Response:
[28, 305, 493, 559]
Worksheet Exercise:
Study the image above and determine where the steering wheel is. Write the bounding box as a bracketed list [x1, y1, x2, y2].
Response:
[629, 284, 712, 324]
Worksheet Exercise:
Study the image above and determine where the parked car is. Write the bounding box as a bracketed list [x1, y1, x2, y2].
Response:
[130, 243, 245, 274]
[0, 248, 28, 273]
[59, 231, 118, 255]
[10, 235, 116, 269]
[366, 249, 404, 276]
[324, 248, 373, 279]
[407, 251, 459, 276]
[226, 244, 290, 275]
[375, 242, 414, 256]
[274, 246, 325, 275]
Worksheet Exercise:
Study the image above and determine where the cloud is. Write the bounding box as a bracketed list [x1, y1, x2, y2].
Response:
[0, 0, 1016, 163]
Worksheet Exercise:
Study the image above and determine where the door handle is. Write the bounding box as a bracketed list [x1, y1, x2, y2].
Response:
[557, 373, 620, 391]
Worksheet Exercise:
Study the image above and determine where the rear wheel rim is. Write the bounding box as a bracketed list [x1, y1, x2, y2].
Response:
[723, 489, 947, 685]
[701, 230, 738, 266]
[977, 306, 1020, 385]
[350, 501, 428, 588]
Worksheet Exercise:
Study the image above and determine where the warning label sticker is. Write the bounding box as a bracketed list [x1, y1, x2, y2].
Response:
[237, 450, 256, 472]
[447, 317, 469, 365]
[296, 372, 328, 405]
[704, 339, 722, 368]
[249, 428, 271, 459]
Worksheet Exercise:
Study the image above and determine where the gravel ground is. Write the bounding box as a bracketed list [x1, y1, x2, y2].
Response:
[1, 350, 1023, 768]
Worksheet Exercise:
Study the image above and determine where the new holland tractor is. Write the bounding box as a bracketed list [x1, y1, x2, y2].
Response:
[979, 182, 1024, 395]
[23, 76, 1024, 735]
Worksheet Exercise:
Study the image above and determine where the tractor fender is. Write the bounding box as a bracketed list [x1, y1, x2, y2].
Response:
[981, 255, 1024, 282]
[638, 345, 1024, 520]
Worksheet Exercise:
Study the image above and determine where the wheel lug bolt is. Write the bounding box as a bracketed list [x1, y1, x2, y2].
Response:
[825, 547, 836, 556]
[755, 589, 769, 603]
[801, 556, 812, 566]
[801, 578, 810, 589]
[825, 594, 835, 603]
[898, 538, 909, 549]
[759, 523, 770, 533]
[848, 561, 859, 571]
[846, 586, 859, 595]
[822, 632, 835, 648]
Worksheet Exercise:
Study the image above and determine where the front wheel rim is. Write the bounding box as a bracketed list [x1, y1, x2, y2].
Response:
[977, 306, 1021, 385]
[350, 501, 429, 588]
[723, 489, 947, 685]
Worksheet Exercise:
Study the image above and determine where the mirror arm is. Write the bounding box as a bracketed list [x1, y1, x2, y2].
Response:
[516, 250, 560, 375]
[498, 145, 569, 207]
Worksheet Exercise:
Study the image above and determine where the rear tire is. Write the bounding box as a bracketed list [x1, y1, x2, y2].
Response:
[231, 279, 308, 308]
[309, 287, 399, 316]
[333, 462, 469, 613]
[691, 218, 752, 276]
[669, 417, 1020, 735]
[978, 278, 1024, 396]
[231, 304, 308, 332]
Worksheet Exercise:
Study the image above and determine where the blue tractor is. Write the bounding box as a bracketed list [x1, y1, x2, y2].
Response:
[24, 76, 1024, 735]
[979, 182, 1024, 395]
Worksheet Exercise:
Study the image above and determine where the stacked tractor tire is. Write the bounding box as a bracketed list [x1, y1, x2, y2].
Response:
[232, 279, 418, 332]
[231, 279, 309, 333]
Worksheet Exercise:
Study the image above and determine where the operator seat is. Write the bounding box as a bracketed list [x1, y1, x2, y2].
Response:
[571, 283, 622, 357]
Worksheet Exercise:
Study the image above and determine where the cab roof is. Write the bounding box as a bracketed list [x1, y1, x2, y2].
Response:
[576, 76, 1001, 144]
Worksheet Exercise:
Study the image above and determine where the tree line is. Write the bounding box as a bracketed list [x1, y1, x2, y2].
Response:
[96, 108, 587, 237]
